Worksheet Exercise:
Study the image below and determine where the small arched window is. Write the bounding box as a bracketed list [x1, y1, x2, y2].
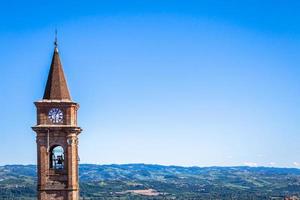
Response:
[50, 146, 64, 169]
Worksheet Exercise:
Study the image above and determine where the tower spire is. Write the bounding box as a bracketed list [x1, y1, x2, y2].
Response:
[43, 33, 71, 100]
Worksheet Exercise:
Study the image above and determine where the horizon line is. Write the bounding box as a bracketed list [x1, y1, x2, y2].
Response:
[1, 163, 300, 169]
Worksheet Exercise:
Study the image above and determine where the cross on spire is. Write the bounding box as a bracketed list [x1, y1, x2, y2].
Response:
[54, 29, 58, 48]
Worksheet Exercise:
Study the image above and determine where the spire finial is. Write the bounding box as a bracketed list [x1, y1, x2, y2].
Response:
[54, 29, 58, 49]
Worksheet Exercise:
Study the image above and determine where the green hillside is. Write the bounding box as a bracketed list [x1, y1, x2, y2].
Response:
[0, 164, 300, 199]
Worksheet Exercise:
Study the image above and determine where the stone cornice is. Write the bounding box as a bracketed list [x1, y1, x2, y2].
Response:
[32, 125, 82, 133]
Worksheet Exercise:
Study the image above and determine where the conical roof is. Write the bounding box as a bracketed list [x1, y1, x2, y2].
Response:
[43, 47, 71, 100]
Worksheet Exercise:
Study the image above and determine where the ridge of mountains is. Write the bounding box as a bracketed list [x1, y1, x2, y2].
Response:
[1, 164, 300, 199]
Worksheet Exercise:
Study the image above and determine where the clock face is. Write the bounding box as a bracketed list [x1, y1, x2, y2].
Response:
[48, 108, 63, 123]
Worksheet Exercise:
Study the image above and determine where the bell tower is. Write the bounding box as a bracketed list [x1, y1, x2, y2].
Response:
[32, 39, 82, 200]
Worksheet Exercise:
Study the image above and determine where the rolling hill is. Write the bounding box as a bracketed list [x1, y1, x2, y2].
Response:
[0, 164, 300, 199]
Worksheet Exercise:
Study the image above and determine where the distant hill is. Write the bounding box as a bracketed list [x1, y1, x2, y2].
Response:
[0, 164, 300, 199]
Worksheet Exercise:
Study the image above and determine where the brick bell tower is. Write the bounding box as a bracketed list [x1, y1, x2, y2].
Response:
[32, 38, 82, 200]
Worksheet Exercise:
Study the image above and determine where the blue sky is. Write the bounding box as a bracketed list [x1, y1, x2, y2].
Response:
[0, 0, 300, 167]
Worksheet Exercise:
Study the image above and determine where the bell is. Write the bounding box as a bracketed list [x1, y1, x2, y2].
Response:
[57, 156, 63, 165]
